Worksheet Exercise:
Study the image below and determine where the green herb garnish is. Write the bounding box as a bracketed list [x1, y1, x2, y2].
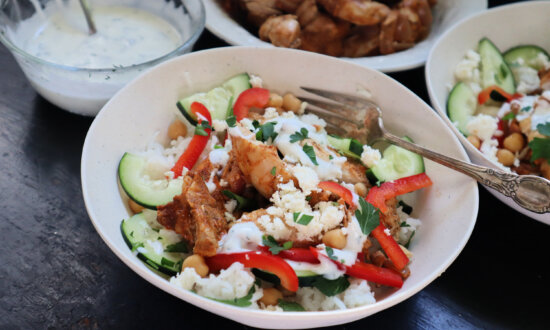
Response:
[262, 235, 293, 255]
[271, 166, 276, 176]
[290, 128, 309, 143]
[404, 230, 416, 249]
[502, 112, 516, 121]
[213, 286, 255, 307]
[520, 106, 532, 112]
[278, 300, 305, 311]
[311, 276, 350, 296]
[222, 190, 253, 211]
[194, 120, 212, 136]
[293, 212, 314, 225]
[256, 122, 278, 142]
[355, 198, 380, 236]
[303, 143, 318, 165]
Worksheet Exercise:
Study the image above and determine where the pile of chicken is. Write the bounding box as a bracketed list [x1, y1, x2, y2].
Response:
[222, 0, 437, 57]
[154, 93, 405, 280]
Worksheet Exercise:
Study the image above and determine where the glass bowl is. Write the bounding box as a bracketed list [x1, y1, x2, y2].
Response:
[0, 0, 205, 116]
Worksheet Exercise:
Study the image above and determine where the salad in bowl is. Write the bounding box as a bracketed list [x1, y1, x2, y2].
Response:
[118, 73, 431, 311]
[81, 47, 477, 328]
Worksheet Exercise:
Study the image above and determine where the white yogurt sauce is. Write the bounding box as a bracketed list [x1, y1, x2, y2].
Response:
[20, 3, 181, 68]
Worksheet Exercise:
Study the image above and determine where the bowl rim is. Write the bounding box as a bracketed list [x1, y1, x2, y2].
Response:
[424, 0, 550, 222]
[81, 46, 479, 325]
[0, 0, 205, 73]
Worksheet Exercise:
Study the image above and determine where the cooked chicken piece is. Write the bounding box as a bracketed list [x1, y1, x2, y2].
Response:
[341, 160, 370, 185]
[238, 0, 282, 26]
[317, 0, 390, 26]
[220, 149, 248, 195]
[343, 25, 380, 57]
[275, 0, 302, 12]
[379, 10, 398, 55]
[231, 133, 294, 199]
[259, 15, 302, 48]
[157, 174, 227, 257]
[399, 0, 432, 39]
[295, 0, 319, 26]
[380, 197, 400, 237]
[395, 7, 420, 45]
[300, 13, 349, 57]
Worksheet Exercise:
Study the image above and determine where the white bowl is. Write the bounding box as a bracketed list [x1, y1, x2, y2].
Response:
[81, 47, 478, 328]
[425, 1, 550, 224]
[203, 0, 486, 72]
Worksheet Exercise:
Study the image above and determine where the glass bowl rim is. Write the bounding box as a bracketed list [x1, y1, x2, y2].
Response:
[0, 0, 206, 73]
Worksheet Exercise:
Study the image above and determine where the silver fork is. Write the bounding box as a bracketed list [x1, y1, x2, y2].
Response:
[300, 87, 550, 214]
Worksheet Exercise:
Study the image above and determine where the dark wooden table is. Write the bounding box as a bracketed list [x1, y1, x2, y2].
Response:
[1, 1, 548, 329]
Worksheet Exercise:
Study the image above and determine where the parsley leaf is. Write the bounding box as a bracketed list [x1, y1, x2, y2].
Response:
[502, 112, 516, 121]
[404, 230, 416, 249]
[311, 276, 350, 296]
[303, 143, 318, 165]
[355, 198, 380, 236]
[529, 137, 550, 162]
[213, 286, 255, 307]
[293, 212, 314, 225]
[537, 123, 550, 136]
[226, 115, 236, 128]
[271, 166, 276, 176]
[521, 106, 532, 112]
[262, 235, 293, 255]
[214, 145, 224, 149]
[194, 120, 211, 136]
[278, 300, 305, 311]
[164, 241, 189, 253]
[325, 246, 338, 261]
[252, 120, 260, 129]
[289, 128, 309, 143]
[256, 122, 278, 142]
[400, 222, 410, 228]
[222, 190, 254, 211]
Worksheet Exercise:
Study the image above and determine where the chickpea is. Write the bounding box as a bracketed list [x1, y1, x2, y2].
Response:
[259, 287, 283, 306]
[128, 199, 145, 214]
[268, 92, 283, 108]
[519, 117, 531, 134]
[282, 93, 302, 113]
[541, 160, 550, 180]
[466, 135, 481, 149]
[503, 132, 525, 153]
[167, 120, 187, 140]
[496, 148, 515, 167]
[182, 254, 209, 277]
[322, 229, 347, 249]
[354, 182, 368, 198]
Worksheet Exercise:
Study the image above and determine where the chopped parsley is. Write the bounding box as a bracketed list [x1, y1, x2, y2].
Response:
[214, 145, 224, 149]
[404, 230, 416, 249]
[262, 235, 293, 255]
[325, 246, 338, 261]
[194, 120, 212, 136]
[289, 128, 309, 143]
[355, 198, 380, 236]
[225, 115, 237, 128]
[537, 122, 550, 136]
[256, 122, 278, 142]
[222, 190, 253, 211]
[278, 300, 305, 311]
[520, 106, 532, 112]
[400, 222, 411, 228]
[502, 112, 516, 121]
[213, 286, 256, 307]
[529, 138, 550, 162]
[293, 212, 314, 225]
[303, 143, 318, 165]
[311, 276, 350, 296]
[271, 166, 276, 176]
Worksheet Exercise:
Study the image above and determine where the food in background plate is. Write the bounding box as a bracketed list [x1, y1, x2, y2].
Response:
[118, 74, 432, 311]
[448, 38, 550, 179]
[221, 0, 437, 57]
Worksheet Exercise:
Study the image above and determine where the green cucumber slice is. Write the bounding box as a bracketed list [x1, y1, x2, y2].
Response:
[447, 82, 477, 135]
[118, 152, 183, 210]
[370, 136, 425, 182]
[327, 135, 363, 159]
[121, 212, 188, 276]
[478, 38, 516, 94]
[503, 45, 550, 71]
[177, 73, 251, 125]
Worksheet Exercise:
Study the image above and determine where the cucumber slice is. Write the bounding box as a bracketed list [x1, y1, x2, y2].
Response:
[252, 269, 322, 287]
[177, 73, 252, 125]
[447, 82, 477, 135]
[370, 136, 425, 182]
[118, 152, 183, 210]
[327, 135, 363, 159]
[121, 212, 188, 276]
[503, 45, 550, 71]
[478, 38, 515, 94]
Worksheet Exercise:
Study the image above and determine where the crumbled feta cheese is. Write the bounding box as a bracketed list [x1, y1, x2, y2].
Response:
[480, 139, 509, 171]
[290, 164, 320, 194]
[360, 145, 382, 168]
[466, 114, 499, 141]
[212, 119, 228, 132]
[271, 181, 311, 214]
[263, 107, 279, 119]
[225, 199, 237, 213]
[205, 170, 217, 193]
[512, 65, 540, 94]
[257, 215, 292, 240]
[300, 113, 326, 128]
[249, 74, 263, 88]
[454, 49, 482, 94]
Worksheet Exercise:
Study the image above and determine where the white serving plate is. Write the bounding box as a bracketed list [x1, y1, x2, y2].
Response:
[426, 1, 550, 224]
[82, 47, 478, 328]
[203, 0, 486, 72]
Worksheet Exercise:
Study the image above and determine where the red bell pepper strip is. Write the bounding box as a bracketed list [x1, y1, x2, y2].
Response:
[171, 102, 212, 177]
[370, 224, 409, 271]
[366, 173, 433, 214]
[205, 251, 299, 292]
[477, 85, 522, 105]
[309, 247, 403, 288]
[258, 246, 319, 264]
[317, 181, 354, 206]
[233, 88, 270, 121]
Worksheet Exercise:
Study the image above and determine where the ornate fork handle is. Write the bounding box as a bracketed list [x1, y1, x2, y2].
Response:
[383, 132, 550, 214]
